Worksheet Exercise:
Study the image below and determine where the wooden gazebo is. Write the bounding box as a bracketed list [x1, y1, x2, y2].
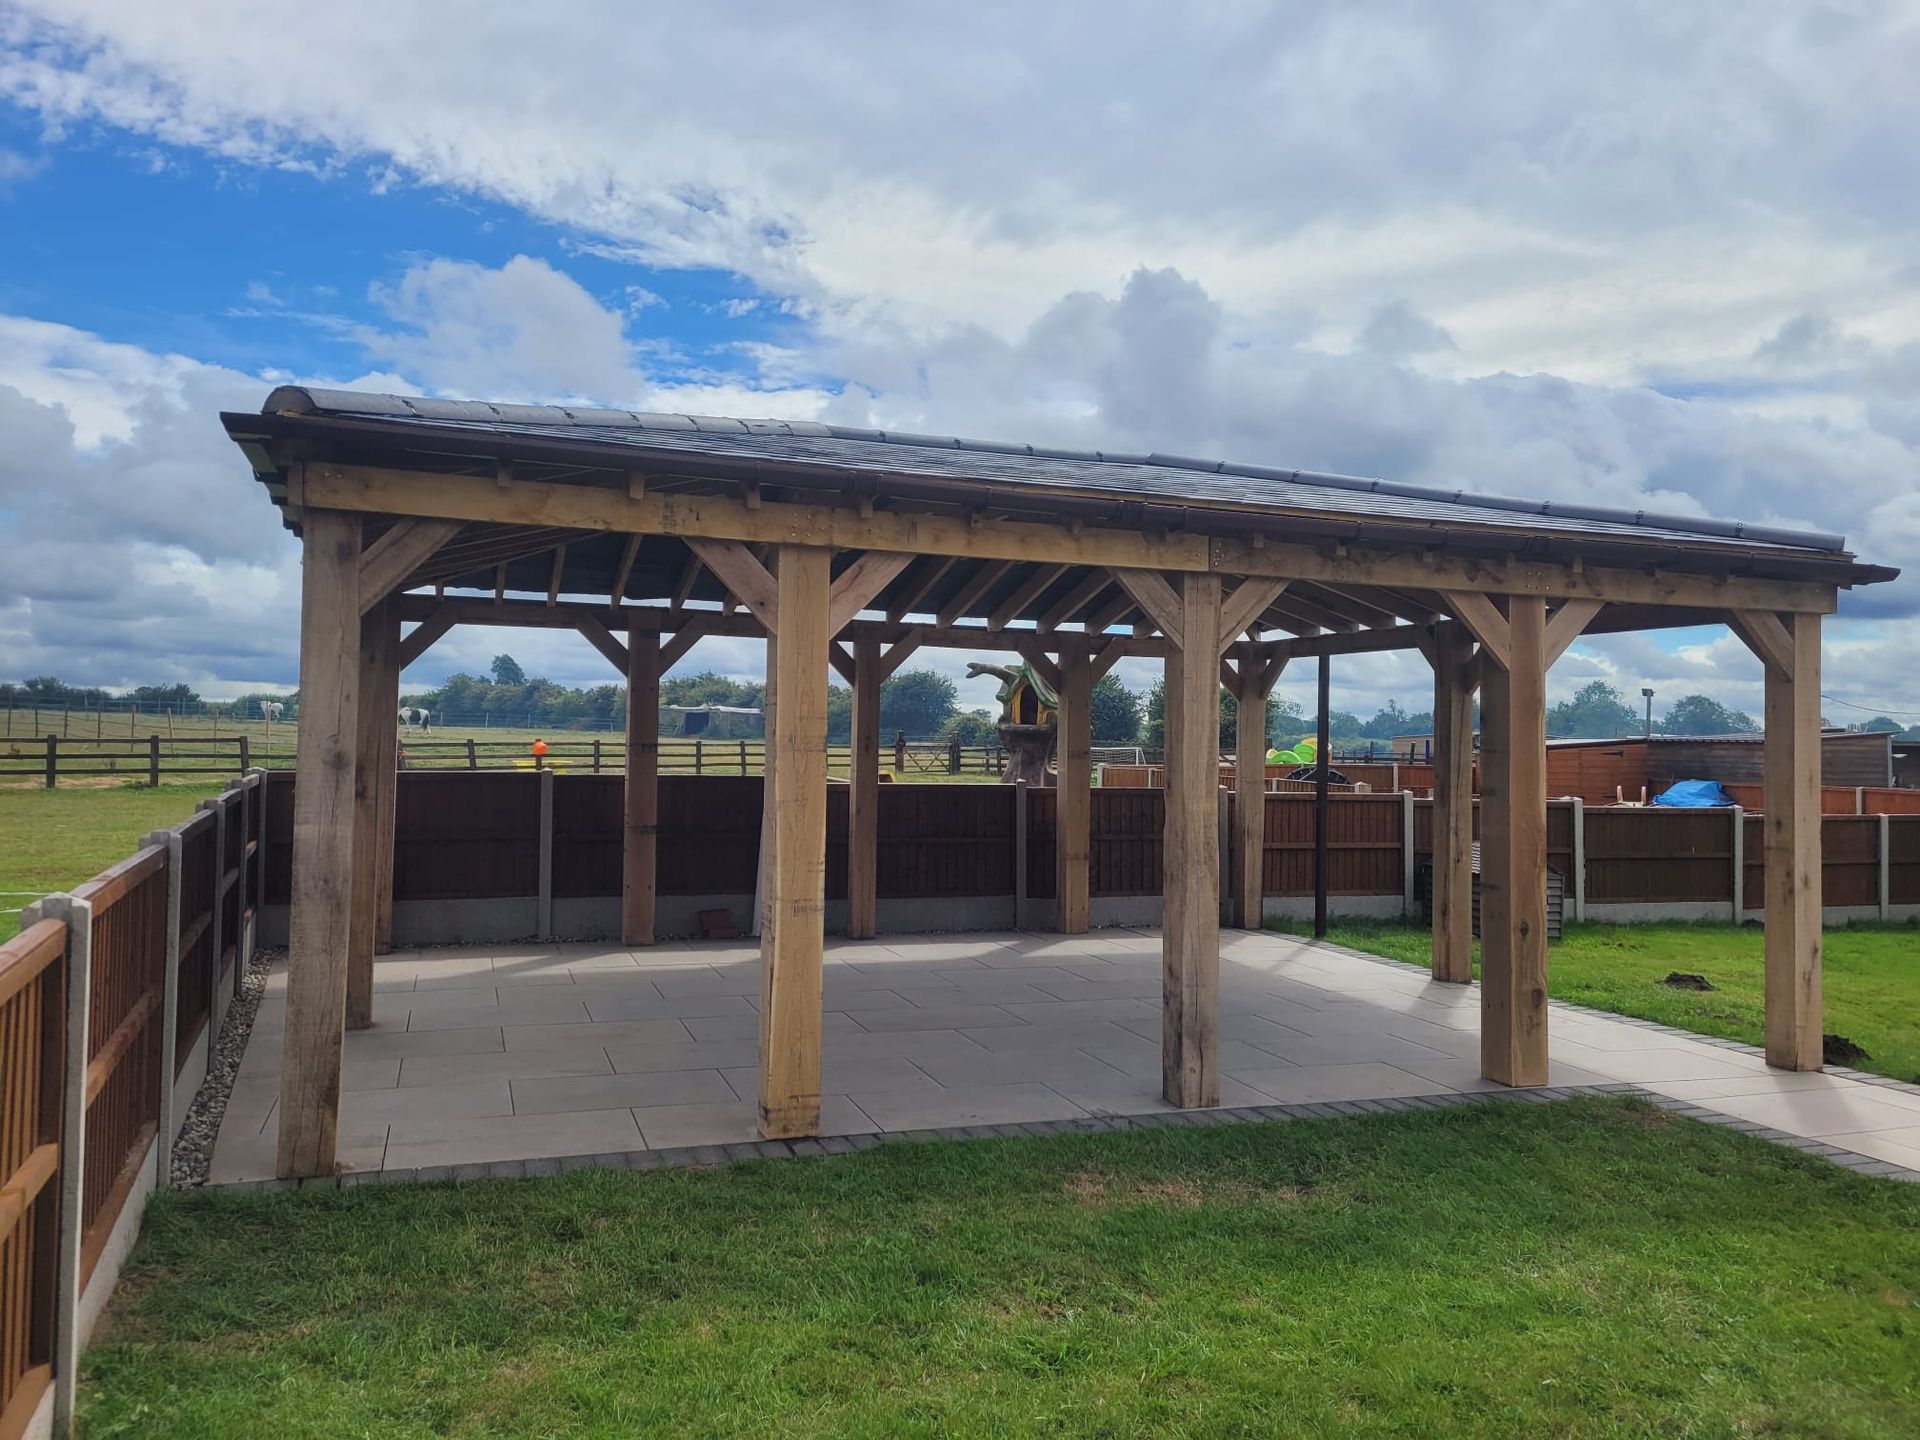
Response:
[222, 388, 1894, 1178]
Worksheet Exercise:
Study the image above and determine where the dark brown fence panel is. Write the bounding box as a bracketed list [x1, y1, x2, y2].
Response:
[551, 776, 622, 900]
[1409, 796, 1483, 862]
[1091, 789, 1163, 897]
[219, 793, 246, 986]
[1822, 815, 1881, 908]
[1586, 808, 1733, 904]
[0, 920, 63, 1439]
[175, 814, 217, 1063]
[1262, 793, 1403, 896]
[1891, 816, 1920, 905]
[392, 772, 540, 901]
[1741, 813, 1762, 911]
[878, 785, 1014, 898]
[658, 777, 762, 896]
[72, 850, 166, 1285]
[264, 771, 294, 905]
[1027, 788, 1057, 901]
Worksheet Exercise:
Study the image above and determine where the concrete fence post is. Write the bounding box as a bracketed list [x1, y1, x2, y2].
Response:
[1400, 789, 1417, 920]
[1570, 797, 1587, 924]
[144, 828, 184, 1186]
[1856, 786, 1867, 816]
[537, 768, 555, 940]
[1013, 780, 1029, 931]
[36, 892, 91, 1440]
[1729, 805, 1745, 922]
[1879, 812, 1892, 922]
[200, 798, 227, 1016]
[247, 768, 266, 981]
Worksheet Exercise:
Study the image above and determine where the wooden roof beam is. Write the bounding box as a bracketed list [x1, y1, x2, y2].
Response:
[358, 518, 463, 615]
[888, 555, 958, 622]
[297, 462, 1844, 615]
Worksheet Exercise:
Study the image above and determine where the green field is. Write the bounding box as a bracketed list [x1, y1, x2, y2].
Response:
[0, 782, 226, 942]
[1271, 917, 1920, 1084]
[84, 1098, 1920, 1437]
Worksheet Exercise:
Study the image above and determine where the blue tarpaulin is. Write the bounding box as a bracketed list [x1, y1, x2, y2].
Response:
[1652, 779, 1733, 808]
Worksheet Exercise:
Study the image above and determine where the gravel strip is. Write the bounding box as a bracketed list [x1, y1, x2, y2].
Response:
[171, 945, 278, 1188]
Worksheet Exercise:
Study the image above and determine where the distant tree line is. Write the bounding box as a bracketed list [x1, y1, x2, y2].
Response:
[8, 663, 1915, 744]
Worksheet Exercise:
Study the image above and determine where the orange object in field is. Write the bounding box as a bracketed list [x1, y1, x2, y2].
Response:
[531, 738, 549, 757]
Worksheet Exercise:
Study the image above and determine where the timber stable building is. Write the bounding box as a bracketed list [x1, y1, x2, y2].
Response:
[223, 387, 1895, 1180]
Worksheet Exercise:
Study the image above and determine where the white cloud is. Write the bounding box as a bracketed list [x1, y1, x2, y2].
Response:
[3, 4, 1919, 722]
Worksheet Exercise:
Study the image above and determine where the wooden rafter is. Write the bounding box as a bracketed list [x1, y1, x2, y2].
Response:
[828, 550, 916, 633]
[1727, 609, 1795, 677]
[609, 532, 642, 609]
[1083, 588, 1135, 636]
[686, 538, 779, 633]
[888, 555, 958, 622]
[358, 518, 464, 615]
[1440, 590, 1512, 672]
[575, 613, 630, 672]
[670, 548, 704, 611]
[1218, 578, 1290, 651]
[988, 563, 1069, 631]
[546, 542, 568, 606]
[936, 559, 1016, 628]
[660, 616, 717, 670]
[1544, 598, 1605, 667]
[1109, 569, 1184, 648]
[1037, 571, 1112, 632]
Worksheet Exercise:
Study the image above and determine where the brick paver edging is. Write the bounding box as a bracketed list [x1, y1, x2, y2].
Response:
[202, 1082, 1920, 1195]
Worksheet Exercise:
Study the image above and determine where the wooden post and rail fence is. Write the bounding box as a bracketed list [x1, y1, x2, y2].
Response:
[0, 771, 263, 1439]
[1, 733, 1008, 787]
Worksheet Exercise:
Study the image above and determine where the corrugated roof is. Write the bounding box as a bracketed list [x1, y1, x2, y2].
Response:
[257, 386, 1850, 554]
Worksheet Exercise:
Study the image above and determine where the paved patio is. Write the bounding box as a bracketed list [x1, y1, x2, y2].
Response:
[211, 929, 1920, 1182]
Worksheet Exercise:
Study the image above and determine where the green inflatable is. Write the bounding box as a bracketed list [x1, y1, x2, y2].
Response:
[1265, 736, 1319, 767]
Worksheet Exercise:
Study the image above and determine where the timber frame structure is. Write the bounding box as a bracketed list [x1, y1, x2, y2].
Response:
[223, 388, 1895, 1177]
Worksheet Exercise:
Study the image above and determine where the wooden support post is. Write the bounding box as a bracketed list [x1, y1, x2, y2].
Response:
[1430, 625, 1475, 983]
[1163, 571, 1222, 1109]
[847, 630, 882, 940]
[347, 599, 397, 1028]
[759, 545, 829, 1139]
[277, 507, 361, 1179]
[623, 627, 660, 947]
[1480, 596, 1549, 1087]
[1232, 658, 1279, 928]
[1763, 613, 1823, 1070]
[1055, 648, 1092, 935]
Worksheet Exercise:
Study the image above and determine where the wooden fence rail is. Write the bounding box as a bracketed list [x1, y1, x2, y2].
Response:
[0, 769, 263, 1437]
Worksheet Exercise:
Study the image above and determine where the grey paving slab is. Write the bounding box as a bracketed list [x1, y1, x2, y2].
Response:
[511, 1068, 738, 1116]
[383, 1109, 643, 1171]
[604, 1038, 763, 1074]
[217, 929, 1920, 1183]
[849, 1002, 1031, 1033]
[398, 1045, 614, 1088]
[500, 1018, 699, 1051]
[848, 1082, 1089, 1131]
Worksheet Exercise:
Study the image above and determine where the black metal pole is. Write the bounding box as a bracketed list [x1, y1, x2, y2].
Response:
[1314, 652, 1330, 938]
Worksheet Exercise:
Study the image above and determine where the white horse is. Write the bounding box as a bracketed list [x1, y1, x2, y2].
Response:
[258, 700, 286, 722]
[397, 706, 432, 731]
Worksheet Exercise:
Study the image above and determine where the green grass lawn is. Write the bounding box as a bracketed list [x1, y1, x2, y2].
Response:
[0, 782, 225, 942]
[1271, 916, 1920, 1084]
[86, 1099, 1920, 1438]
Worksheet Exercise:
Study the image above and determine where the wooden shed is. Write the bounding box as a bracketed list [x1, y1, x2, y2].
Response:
[1547, 732, 1894, 804]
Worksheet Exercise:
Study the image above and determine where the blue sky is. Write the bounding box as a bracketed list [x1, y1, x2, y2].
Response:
[1, 3, 1918, 726]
